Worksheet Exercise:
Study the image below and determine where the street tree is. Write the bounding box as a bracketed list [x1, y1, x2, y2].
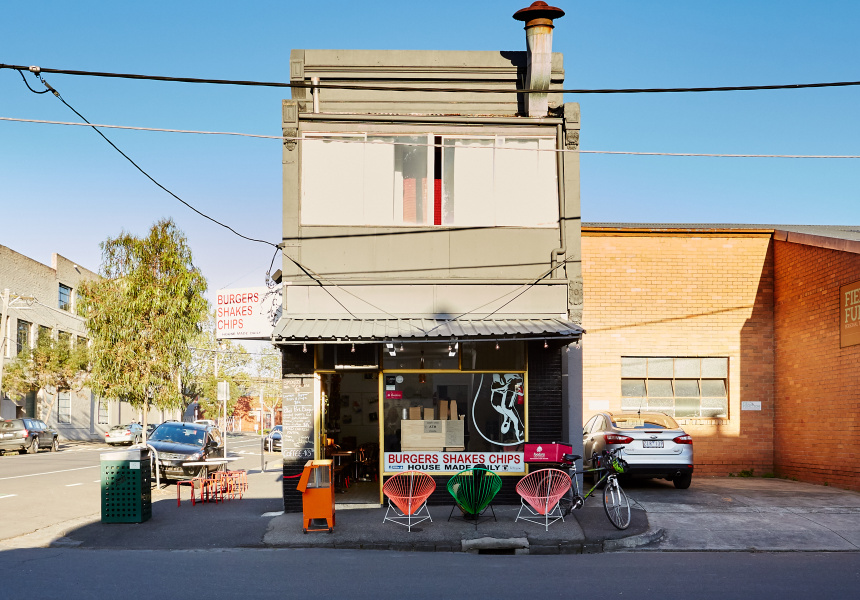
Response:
[2, 334, 90, 421]
[79, 219, 208, 437]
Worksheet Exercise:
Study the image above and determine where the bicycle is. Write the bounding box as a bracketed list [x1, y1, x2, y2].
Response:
[556, 447, 632, 530]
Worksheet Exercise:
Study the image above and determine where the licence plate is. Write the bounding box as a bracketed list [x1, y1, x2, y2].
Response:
[642, 440, 664, 448]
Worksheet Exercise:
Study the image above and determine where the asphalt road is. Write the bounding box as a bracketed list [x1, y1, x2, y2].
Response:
[0, 548, 857, 599]
[0, 433, 281, 542]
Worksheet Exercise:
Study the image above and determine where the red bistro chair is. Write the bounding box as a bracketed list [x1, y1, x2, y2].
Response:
[515, 468, 572, 531]
[382, 471, 436, 532]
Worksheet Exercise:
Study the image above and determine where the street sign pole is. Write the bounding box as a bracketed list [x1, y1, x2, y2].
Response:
[217, 380, 229, 456]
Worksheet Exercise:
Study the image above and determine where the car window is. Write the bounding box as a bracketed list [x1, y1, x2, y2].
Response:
[149, 425, 206, 446]
[37, 420, 47, 429]
[590, 416, 605, 433]
[0, 421, 13, 430]
[583, 416, 597, 435]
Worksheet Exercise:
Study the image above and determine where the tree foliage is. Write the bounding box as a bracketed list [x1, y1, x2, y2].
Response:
[2, 334, 90, 420]
[79, 219, 208, 421]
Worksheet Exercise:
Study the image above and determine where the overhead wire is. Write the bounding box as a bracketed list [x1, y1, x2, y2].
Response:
[15, 70, 361, 320]
[4, 63, 860, 95]
[4, 115, 860, 160]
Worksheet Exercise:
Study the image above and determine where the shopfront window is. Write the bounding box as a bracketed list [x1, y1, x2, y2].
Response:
[383, 371, 525, 454]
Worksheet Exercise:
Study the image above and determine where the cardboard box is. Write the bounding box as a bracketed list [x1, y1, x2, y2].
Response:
[449, 400, 458, 420]
[438, 400, 449, 420]
[401, 420, 445, 450]
[408, 407, 422, 420]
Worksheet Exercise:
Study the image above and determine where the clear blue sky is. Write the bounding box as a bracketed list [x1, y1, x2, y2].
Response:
[3, 0, 859, 299]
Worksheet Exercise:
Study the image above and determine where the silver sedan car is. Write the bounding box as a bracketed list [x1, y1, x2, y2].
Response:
[583, 411, 694, 489]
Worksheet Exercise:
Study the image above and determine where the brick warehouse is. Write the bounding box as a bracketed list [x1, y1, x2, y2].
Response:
[582, 224, 860, 491]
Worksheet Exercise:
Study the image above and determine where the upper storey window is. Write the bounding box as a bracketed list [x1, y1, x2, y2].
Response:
[301, 134, 558, 227]
[58, 283, 72, 311]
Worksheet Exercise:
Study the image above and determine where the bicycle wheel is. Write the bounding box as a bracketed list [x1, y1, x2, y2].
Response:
[603, 477, 631, 530]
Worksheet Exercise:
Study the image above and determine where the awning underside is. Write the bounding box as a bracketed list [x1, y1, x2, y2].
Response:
[272, 318, 584, 343]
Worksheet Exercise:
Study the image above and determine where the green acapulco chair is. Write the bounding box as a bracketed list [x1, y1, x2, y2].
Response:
[447, 467, 503, 529]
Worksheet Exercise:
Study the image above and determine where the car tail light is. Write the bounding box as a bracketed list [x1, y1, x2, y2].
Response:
[23, 430, 29, 438]
[604, 433, 633, 445]
[673, 434, 693, 445]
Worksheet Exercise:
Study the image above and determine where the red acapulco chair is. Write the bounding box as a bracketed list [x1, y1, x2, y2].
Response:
[382, 471, 437, 532]
[515, 468, 572, 531]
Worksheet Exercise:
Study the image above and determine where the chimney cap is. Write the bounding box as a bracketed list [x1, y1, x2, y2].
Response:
[513, 1, 565, 24]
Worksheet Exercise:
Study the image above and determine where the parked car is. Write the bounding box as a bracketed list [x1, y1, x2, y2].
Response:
[0, 418, 59, 454]
[583, 411, 694, 489]
[105, 423, 144, 446]
[146, 423, 159, 438]
[265, 425, 282, 451]
[147, 422, 225, 480]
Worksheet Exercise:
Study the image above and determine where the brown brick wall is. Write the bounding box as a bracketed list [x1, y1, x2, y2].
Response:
[773, 240, 860, 490]
[582, 233, 775, 476]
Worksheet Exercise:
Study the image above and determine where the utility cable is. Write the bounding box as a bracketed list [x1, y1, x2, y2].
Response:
[4, 63, 860, 95]
[17, 72, 359, 320]
[20, 73, 276, 249]
[5, 116, 860, 160]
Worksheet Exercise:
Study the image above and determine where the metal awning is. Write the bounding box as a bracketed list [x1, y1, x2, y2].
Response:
[272, 317, 584, 343]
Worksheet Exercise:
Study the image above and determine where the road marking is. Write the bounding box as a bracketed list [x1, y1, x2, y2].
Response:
[0, 465, 98, 481]
[0, 494, 17, 499]
[261, 511, 284, 517]
[65, 483, 84, 487]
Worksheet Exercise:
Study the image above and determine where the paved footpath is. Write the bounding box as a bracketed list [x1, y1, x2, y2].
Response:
[627, 477, 860, 551]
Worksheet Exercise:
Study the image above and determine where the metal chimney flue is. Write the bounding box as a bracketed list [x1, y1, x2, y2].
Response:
[513, 1, 565, 117]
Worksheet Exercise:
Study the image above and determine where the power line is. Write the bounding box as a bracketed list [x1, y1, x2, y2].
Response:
[14, 73, 361, 320]
[4, 63, 860, 95]
[6, 116, 860, 160]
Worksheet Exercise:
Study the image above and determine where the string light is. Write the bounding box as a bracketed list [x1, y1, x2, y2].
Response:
[302, 342, 307, 353]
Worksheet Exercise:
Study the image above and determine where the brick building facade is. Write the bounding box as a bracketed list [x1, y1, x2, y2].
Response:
[582, 225, 860, 491]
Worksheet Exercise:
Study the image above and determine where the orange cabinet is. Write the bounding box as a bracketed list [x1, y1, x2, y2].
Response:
[296, 459, 335, 533]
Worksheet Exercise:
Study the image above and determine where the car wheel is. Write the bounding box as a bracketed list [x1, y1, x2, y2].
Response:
[134, 436, 141, 445]
[28, 437, 39, 454]
[673, 472, 693, 489]
[51, 437, 59, 452]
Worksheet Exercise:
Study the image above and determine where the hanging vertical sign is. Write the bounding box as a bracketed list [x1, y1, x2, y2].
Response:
[841, 279, 860, 348]
[281, 377, 315, 460]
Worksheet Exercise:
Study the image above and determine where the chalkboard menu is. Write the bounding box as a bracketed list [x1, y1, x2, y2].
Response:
[281, 376, 315, 461]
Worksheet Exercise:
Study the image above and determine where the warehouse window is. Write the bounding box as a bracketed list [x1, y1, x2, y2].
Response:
[97, 399, 109, 425]
[16, 320, 31, 355]
[57, 391, 72, 424]
[620, 357, 728, 418]
[58, 283, 72, 311]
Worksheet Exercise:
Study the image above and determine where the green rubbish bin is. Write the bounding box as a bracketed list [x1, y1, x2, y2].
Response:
[100, 447, 152, 523]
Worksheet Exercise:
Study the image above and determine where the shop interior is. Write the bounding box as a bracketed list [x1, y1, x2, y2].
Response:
[320, 371, 382, 504]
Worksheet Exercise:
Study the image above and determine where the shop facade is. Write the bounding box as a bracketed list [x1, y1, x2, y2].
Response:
[273, 41, 585, 509]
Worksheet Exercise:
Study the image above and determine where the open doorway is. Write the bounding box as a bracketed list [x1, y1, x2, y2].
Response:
[320, 372, 381, 505]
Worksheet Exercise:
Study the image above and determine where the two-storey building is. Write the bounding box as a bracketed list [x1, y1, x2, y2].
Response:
[273, 6, 584, 507]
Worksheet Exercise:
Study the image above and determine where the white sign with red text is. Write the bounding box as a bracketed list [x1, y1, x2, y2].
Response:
[384, 452, 525, 474]
[215, 286, 282, 340]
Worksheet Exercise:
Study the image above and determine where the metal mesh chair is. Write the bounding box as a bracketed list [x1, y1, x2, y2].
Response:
[382, 471, 436, 532]
[515, 468, 571, 531]
[446, 467, 502, 529]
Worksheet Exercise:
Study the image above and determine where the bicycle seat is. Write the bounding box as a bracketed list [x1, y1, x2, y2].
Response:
[562, 454, 581, 462]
